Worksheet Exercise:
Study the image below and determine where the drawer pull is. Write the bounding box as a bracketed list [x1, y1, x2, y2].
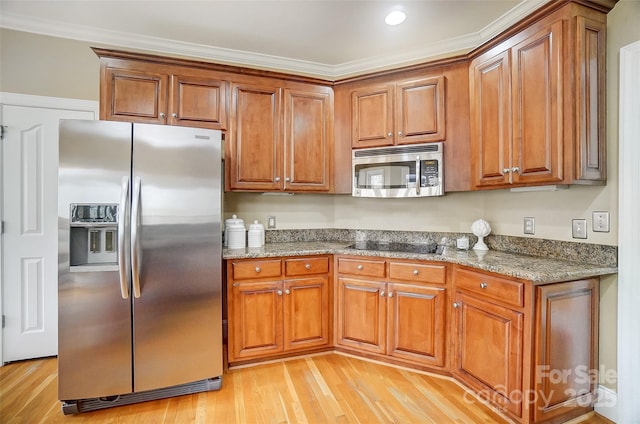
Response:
[380, 290, 385, 297]
[305, 263, 311, 270]
[277, 289, 283, 296]
[255, 266, 261, 273]
[413, 269, 419, 276]
[357, 264, 364, 270]
[285, 289, 290, 295]
[480, 282, 488, 289]
[453, 302, 461, 308]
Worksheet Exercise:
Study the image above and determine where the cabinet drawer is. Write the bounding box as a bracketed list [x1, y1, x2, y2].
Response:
[388, 262, 446, 284]
[232, 260, 282, 280]
[455, 268, 524, 308]
[337, 257, 386, 278]
[285, 257, 329, 276]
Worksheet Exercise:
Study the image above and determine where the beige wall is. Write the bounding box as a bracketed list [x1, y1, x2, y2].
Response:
[4, 0, 639, 392]
[0, 29, 100, 100]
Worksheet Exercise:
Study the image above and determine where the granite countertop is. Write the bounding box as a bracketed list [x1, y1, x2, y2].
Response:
[222, 241, 618, 284]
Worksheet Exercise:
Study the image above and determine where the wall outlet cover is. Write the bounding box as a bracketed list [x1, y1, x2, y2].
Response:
[593, 211, 610, 232]
[523, 217, 535, 235]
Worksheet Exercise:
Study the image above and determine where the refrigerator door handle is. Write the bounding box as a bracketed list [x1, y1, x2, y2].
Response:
[118, 176, 130, 299]
[131, 176, 142, 298]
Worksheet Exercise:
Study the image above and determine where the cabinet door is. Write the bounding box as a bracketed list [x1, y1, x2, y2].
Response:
[453, 292, 524, 417]
[283, 276, 330, 351]
[283, 87, 333, 192]
[533, 279, 599, 423]
[336, 277, 386, 354]
[470, 50, 512, 187]
[228, 82, 282, 191]
[396, 76, 446, 145]
[170, 75, 227, 130]
[574, 16, 606, 182]
[387, 283, 446, 367]
[102, 67, 168, 124]
[511, 20, 564, 185]
[229, 281, 283, 361]
[351, 85, 394, 148]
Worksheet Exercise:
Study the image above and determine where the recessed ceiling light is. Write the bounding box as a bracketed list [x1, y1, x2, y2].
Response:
[385, 10, 407, 26]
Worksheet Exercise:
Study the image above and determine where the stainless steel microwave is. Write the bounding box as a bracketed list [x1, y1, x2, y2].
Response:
[352, 142, 444, 198]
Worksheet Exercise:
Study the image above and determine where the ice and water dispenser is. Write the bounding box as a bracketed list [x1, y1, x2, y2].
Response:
[69, 204, 118, 267]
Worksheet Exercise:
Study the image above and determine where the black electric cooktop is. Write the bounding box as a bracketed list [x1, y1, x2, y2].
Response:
[346, 241, 444, 255]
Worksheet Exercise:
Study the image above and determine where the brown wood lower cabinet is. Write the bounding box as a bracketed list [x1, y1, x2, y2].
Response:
[452, 266, 599, 424]
[226, 255, 601, 424]
[227, 256, 331, 364]
[335, 257, 448, 369]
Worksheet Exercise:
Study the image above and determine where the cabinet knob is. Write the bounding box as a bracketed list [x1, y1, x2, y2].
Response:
[172, 113, 178, 118]
[512, 167, 520, 174]
[453, 302, 461, 308]
[388, 291, 394, 298]
[285, 289, 291, 295]
[502, 168, 511, 174]
[398, 131, 403, 137]
[305, 263, 311, 270]
[277, 289, 283, 296]
[480, 282, 488, 289]
[275, 177, 281, 182]
[413, 269, 419, 276]
[159, 112, 166, 118]
[285, 177, 291, 182]
[380, 290, 385, 297]
[255, 266, 261, 273]
[387, 132, 393, 137]
[357, 264, 364, 270]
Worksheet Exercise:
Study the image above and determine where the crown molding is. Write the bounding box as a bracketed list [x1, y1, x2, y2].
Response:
[0, 1, 552, 80]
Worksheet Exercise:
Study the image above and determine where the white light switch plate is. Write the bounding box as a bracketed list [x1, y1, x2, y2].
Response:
[572, 219, 587, 239]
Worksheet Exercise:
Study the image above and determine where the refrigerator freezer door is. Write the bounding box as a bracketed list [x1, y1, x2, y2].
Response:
[131, 124, 223, 392]
[58, 120, 133, 400]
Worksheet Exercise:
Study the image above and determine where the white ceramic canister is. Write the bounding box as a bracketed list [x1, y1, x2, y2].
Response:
[224, 214, 244, 247]
[247, 220, 265, 248]
[226, 215, 246, 249]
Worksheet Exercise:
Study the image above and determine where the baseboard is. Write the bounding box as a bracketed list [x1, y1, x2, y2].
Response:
[594, 385, 617, 423]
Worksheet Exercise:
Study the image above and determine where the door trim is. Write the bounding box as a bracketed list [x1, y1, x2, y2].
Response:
[0, 92, 98, 365]
[614, 40, 640, 424]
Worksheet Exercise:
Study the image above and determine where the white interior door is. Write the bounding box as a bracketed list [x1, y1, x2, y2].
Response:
[1, 95, 96, 363]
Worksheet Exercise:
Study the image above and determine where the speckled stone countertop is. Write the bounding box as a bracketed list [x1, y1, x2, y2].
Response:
[223, 241, 618, 284]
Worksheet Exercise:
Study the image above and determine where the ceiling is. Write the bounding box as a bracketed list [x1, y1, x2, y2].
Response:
[0, 0, 551, 79]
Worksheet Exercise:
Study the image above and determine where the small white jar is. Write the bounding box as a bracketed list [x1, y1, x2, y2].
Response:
[226, 216, 246, 249]
[224, 214, 244, 247]
[247, 220, 265, 248]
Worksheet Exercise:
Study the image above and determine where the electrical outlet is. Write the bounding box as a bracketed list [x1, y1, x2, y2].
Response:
[267, 216, 276, 229]
[593, 211, 610, 232]
[523, 217, 535, 235]
[572, 219, 587, 239]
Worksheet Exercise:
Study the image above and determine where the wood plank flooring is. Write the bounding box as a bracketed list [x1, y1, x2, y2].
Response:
[0, 353, 612, 424]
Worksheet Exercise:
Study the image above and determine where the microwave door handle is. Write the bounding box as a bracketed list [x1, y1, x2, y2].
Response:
[415, 156, 421, 195]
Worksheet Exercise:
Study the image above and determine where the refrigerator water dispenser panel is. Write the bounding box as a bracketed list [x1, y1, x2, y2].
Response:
[69, 204, 118, 267]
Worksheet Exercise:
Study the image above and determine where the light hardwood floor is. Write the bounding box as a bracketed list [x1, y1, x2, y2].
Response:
[0, 352, 612, 424]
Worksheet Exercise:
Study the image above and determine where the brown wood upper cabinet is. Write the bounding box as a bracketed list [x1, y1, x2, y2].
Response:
[226, 81, 333, 192]
[470, 3, 607, 189]
[100, 64, 227, 130]
[351, 76, 446, 148]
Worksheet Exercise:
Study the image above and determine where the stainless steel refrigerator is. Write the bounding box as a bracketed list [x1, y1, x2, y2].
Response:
[57, 120, 223, 414]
